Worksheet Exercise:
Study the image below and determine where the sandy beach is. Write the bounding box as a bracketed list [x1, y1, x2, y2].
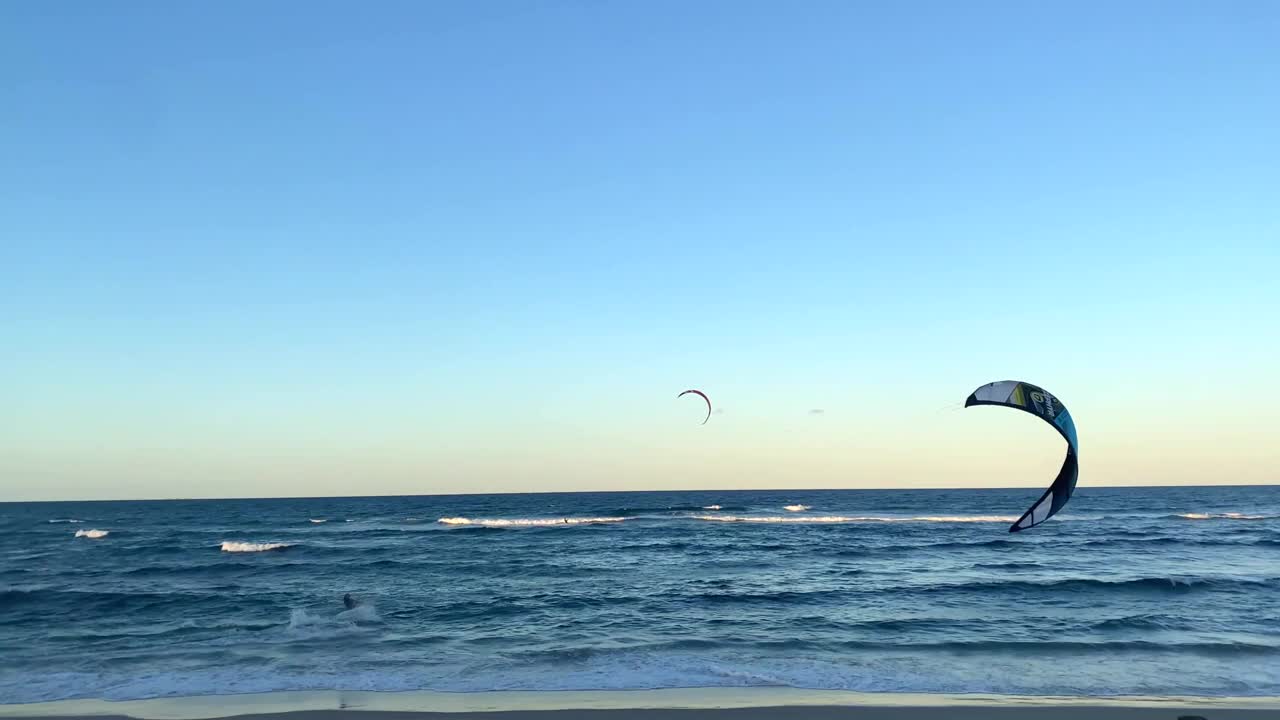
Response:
[2, 689, 1277, 720]
[5, 709, 1273, 720]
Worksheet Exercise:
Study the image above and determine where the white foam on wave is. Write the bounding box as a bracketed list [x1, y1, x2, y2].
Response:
[437, 516, 627, 527]
[694, 514, 1018, 524]
[220, 541, 293, 553]
[908, 515, 1021, 523]
[702, 505, 723, 510]
[309, 518, 327, 524]
[1179, 512, 1271, 520]
[288, 605, 381, 633]
[696, 515, 856, 523]
[74, 529, 109, 539]
[339, 605, 381, 623]
[49, 519, 84, 523]
[783, 504, 811, 512]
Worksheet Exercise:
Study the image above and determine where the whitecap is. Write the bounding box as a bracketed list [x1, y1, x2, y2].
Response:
[783, 504, 811, 512]
[696, 515, 852, 523]
[220, 541, 293, 553]
[74, 529, 109, 539]
[908, 515, 1021, 523]
[309, 519, 327, 524]
[693, 514, 1017, 524]
[49, 519, 84, 524]
[437, 516, 627, 527]
[702, 505, 723, 510]
[1179, 512, 1270, 520]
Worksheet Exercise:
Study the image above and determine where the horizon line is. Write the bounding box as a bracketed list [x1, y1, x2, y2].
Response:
[3, 483, 1275, 504]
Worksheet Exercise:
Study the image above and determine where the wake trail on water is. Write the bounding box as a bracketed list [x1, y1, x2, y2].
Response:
[288, 605, 382, 635]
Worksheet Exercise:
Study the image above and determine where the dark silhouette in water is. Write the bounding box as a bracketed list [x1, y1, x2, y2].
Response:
[343, 593, 358, 610]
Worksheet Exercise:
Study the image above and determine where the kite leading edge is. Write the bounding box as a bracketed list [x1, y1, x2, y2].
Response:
[678, 389, 712, 425]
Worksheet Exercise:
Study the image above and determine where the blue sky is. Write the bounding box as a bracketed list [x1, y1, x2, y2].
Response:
[3, 2, 1278, 500]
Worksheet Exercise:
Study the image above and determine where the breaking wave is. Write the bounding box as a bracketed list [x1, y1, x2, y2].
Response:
[49, 519, 84, 524]
[1177, 512, 1273, 521]
[74, 529, 109, 539]
[783, 504, 811, 512]
[437, 517, 627, 527]
[309, 518, 328, 524]
[694, 514, 1018, 524]
[220, 541, 293, 553]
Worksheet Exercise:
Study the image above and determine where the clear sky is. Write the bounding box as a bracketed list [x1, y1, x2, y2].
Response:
[3, 1, 1278, 501]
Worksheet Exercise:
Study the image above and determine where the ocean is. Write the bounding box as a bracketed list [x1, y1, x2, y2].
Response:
[2, 486, 1279, 704]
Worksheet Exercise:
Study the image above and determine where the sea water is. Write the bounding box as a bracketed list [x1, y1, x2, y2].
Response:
[2, 486, 1278, 703]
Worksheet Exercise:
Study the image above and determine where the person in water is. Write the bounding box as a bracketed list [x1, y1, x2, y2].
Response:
[343, 593, 358, 610]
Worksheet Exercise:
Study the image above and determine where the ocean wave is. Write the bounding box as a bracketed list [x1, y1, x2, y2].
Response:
[48, 519, 84, 524]
[869, 538, 1023, 553]
[220, 541, 293, 553]
[694, 514, 1018, 524]
[783, 504, 811, 512]
[1078, 535, 1280, 549]
[919, 575, 1277, 595]
[1088, 613, 1199, 631]
[3, 644, 1278, 705]
[74, 529, 109, 539]
[0, 588, 233, 618]
[828, 638, 1280, 656]
[1177, 512, 1274, 520]
[971, 561, 1043, 570]
[702, 505, 722, 510]
[689, 588, 847, 606]
[695, 515, 855, 523]
[607, 504, 736, 516]
[437, 517, 627, 527]
[309, 519, 327, 524]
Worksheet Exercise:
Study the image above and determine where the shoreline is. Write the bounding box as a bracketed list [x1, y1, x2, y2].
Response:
[3, 688, 1279, 720]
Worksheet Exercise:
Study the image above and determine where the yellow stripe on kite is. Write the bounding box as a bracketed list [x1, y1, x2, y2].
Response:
[1010, 384, 1026, 407]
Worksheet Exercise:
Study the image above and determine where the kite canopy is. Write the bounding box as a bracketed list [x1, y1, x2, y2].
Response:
[965, 381, 1079, 533]
[678, 389, 712, 425]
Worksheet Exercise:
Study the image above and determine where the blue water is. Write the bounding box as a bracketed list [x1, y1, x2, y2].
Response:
[2, 486, 1279, 703]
